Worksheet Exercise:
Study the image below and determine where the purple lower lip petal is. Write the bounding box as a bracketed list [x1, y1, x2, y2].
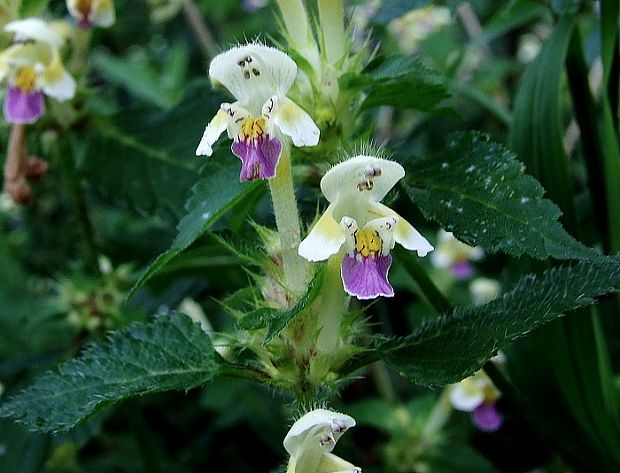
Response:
[3, 87, 45, 124]
[341, 253, 394, 300]
[231, 135, 282, 181]
[472, 402, 503, 432]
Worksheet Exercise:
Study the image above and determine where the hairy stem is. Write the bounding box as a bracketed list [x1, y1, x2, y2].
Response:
[316, 254, 347, 354]
[422, 388, 453, 438]
[269, 145, 307, 295]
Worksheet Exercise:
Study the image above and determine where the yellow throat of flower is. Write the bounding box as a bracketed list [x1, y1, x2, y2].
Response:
[15, 67, 37, 93]
[355, 228, 382, 258]
[77, 0, 93, 16]
[240, 116, 267, 141]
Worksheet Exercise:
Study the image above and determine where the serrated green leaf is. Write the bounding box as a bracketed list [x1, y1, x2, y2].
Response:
[128, 163, 264, 297]
[0, 313, 223, 433]
[375, 257, 620, 386]
[402, 132, 598, 260]
[210, 232, 266, 267]
[237, 269, 324, 344]
[339, 55, 450, 112]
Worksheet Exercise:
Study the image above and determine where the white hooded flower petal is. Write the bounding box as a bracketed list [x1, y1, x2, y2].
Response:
[4, 19, 64, 48]
[320, 156, 405, 205]
[209, 43, 297, 111]
[284, 409, 360, 473]
[41, 69, 76, 100]
[449, 370, 500, 412]
[89, 0, 116, 27]
[449, 379, 485, 412]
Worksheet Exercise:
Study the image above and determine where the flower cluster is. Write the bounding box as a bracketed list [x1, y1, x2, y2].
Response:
[431, 229, 484, 280]
[298, 155, 433, 299]
[196, 44, 319, 181]
[0, 19, 75, 124]
[449, 369, 503, 432]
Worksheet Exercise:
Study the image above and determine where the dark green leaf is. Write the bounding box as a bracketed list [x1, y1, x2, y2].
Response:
[0, 313, 224, 432]
[402, 132, 598, 260]
[600, 0, 619, 89]
[509, 17, 576, 221]
[339, 55, 450, 112]
[128, 163, 264, 297]
[376, 257, 620, 386]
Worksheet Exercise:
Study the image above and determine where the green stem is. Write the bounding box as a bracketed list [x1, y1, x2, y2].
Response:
[69, 28, 92, 75]
[370, 361, 397, 403]
[396, 247, 452, 314]
[422, 388, 453, 438]
[55, 137, 98, 274]
[269, 145, 307, 295]
[316, 254, 347, 354]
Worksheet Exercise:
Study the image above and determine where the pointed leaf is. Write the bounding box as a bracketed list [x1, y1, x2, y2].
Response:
[402, 132, 598, 260]
[339, 55, 450, 112]
[129, 162, 264, 297]
[0, 313, 224, 432]
[376, 257, 620, 386]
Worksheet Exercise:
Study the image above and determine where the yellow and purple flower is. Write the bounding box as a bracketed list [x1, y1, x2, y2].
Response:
[284, 409, 360, 473]
[0, 19, 76, 124]
[449, 370, 502, 432]
[298, 155, 433, 300]
[196, 43, 320, 181]
[431, 229, 484, 280]
[66, 0, 116, 29]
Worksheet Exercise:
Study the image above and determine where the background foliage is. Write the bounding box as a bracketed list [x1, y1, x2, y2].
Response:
[0, 0, 618, 472]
